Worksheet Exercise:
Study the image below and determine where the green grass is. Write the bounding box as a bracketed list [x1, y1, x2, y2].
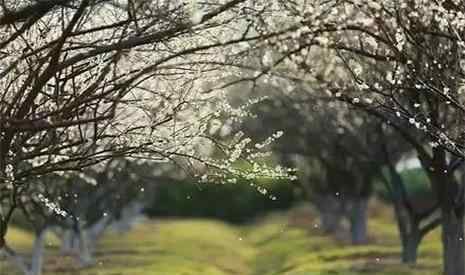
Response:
[1, 202, 444, 275]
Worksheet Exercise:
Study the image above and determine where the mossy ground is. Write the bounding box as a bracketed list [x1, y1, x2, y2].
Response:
[0, 202, 443, 275]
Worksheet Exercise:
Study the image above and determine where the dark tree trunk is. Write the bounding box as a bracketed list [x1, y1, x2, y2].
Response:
[0, 224, 5, 251]
[395, 207, 421, 264]
[350, 197, 368, 245]
[320, 210, 342, 233]
[384, 155, 441, 265]
[426, 148, 465, 275]
[390, 178, 422, 264]
[442, 206, 465, 275]
[400, 231, 420, 264]
[317, 195, 344, 233]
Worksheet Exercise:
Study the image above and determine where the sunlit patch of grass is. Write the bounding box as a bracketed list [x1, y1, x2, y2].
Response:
[246, 205, 443, 275]
[81, 219, 256, 275]
[5, 227, 34, 249]
[2, 219, 255, 275]
[0, 205, 447, 275]
[368, 218, 400, 244]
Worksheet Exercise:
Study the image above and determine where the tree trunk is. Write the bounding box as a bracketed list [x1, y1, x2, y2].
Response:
[87, 215, 112, 242]
[74, 216, 112, 267]
[384, 156, 436, 264]
[76, 230, 95, 267]
[396, 213, 421, 264]
[57, 216, 112, 267]
[401, 232, 420, 264]
[59, 229, 75, 254]
[320, 210, 342, 233]
[317, 195, 343, 233]
[442, 207, 465, 275]
[111, 202, 144, 233]
[425, 149, 465, 275]
[392, 198, 422, 264]
[27, 229, 48, 275]
[350, 197, 368, 245]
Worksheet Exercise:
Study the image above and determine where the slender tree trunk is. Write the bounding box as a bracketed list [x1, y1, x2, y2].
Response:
[76, 229, 95, 267]
[317, 195, 343, 233]
[401, 231, 420, 264]
[395, 212, 421, 264]
[87, 215, 112, 243]
[59, 229, 74, 254]
[426, 149, 465, 275]
[72, 216, 112, 267]
[57, 216, 112, 267]
[442, 206, 465, 275]
[350, 197, 368, 245]
[384, 157, 432, 264]
[391, 196, 422, 264]
[111, 202, 144, 233]
[320, 210, 342, 233]
[0, 223, 6, 255]
[28, 229, 48, 275]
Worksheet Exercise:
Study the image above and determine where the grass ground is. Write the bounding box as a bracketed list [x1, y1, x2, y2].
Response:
[0, 202, 443, 275]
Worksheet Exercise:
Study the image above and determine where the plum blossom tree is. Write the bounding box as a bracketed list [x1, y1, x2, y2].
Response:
[244, 94, 380, 244]
[245, 1, 465, 274]
[51, 159, 153, 268]
[6, 157, 180, 275]
[0, 1, 294, 273]
[242, 71, 440, 261]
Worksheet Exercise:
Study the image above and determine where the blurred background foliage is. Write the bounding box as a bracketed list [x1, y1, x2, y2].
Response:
[377, 168, 433, 204]
[143, 167, 432, 224]
[9, 167, 432, 227]
[145, 178, 297, 224]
